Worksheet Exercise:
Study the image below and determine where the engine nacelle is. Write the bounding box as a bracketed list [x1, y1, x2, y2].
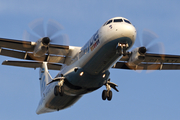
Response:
[127, 47, 146, 66]
[33, 37, 50, 57]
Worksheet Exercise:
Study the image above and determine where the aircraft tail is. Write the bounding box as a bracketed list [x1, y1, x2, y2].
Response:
[39, 62, 52, 96]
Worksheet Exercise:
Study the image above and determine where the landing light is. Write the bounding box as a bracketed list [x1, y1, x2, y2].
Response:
[80, 72, 84, 76]
[103, 74, 106, 78]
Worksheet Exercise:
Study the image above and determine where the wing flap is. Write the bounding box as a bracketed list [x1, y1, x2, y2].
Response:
[144, 53, 180, 63]
[48, 44, 69, 55]
[2, 60, 62, 70]
[0, 48, 26, 59]
[113, 62, 180, 70]
[119, 53, 180, 63]
[0, 38, 35, 51]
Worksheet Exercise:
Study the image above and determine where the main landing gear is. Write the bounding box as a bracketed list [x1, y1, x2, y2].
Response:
[54, 85, 64, 96]
[102, 90, 112, 101]
[54, 79, 64, 96]
[102, 79, 119, 101]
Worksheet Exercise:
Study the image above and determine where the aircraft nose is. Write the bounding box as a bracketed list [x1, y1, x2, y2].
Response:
[120, 24, 136, 42]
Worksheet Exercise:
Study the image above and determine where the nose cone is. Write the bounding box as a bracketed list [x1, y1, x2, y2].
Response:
[121, 24, 136, 44]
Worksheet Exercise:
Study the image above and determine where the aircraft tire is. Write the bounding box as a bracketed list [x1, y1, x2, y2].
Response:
[102, 90, 107, 100]
[123, 52, 126, 56]
[107, 90, 112, 101]
[54, 86, 59, 96]
[59, 86, 64, 96]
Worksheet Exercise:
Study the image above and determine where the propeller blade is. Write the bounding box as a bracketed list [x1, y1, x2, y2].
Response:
[134, 31, 142, 47]
[28, 18, 45, 38]
[145, 42, 165, 73]
[142, 29, 158, 47]
[147, 42, 165, 54]
[23, 30, 39, 41]
[51, 34, 69, 45]
[46, 19, 63, 38]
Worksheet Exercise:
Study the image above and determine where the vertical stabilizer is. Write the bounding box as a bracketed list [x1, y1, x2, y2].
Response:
[39, 62, 52, 96]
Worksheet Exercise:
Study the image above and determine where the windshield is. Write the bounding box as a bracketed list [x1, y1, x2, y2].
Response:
[103, 18, 131, 26]
[114, 19, 123, 22]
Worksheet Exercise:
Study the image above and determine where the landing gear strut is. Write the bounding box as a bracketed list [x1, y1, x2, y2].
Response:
[54, 79, 64, 96]
[54, 85, 64, 96]
[116, 43, 128, 56]
[102, 79, 119, 101]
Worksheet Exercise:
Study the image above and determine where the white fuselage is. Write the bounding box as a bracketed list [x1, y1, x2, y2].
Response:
[36, 17, 136, 114]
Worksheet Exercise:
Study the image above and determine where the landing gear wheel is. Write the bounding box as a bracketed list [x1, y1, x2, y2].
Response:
[123, 51, 126, 56]
[54, 86, 59, 96]
[102, 90, 107, 100]
[107, 90, 112, 101]
[59, 86, 64, 96]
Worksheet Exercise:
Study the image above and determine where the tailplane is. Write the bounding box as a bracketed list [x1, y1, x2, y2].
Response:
[39, 62, 52, 96]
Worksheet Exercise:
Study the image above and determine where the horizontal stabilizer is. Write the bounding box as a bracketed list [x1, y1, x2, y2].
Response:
[2, 60, 62, 70]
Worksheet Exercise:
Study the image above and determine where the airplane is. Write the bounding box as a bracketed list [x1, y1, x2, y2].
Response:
[1, 17, 180, 114]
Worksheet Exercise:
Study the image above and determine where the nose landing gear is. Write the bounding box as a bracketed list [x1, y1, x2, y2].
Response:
[116, 43, 128, 56]
[102, 79, 119, 101]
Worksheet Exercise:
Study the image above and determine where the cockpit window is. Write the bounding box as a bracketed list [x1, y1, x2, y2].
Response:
[106, 20, 112, 25]
[103, 20, 112, 26]
[124, 19, 131, 24]
[114, 19, 123, 22]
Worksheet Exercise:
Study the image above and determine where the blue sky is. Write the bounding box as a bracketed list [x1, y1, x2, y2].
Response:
[0, 0, 180, 120]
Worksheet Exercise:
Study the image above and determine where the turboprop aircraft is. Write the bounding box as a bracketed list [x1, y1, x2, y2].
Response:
[1, 17, 180, 114]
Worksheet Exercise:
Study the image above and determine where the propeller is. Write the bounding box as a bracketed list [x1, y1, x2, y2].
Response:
[22, 18, 69, 61]
[133, 29, 165, 72]
[134, 29, 164, 54]
[23, 18, 69, 46]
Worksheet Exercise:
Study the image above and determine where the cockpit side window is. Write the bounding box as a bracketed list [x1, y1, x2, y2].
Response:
[106, 20, 112, 25]
[114, 19, 123, 22]
[124, 19, 131, 24]
[103, 19, 113, 26]
[103, 22, 107, 26]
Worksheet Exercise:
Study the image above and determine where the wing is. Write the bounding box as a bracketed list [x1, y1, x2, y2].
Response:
[0, 38, 70, 63]
[113, 53, 180, 70]
[2, 60, 62, 70]
[0, 38, 35, 51]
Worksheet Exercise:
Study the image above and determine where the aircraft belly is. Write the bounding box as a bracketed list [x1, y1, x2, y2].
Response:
[64, 67, 110, 89]
[36, 82, 83, 114]
[46, 94, 82, 110]
[36, 94, 82, 114]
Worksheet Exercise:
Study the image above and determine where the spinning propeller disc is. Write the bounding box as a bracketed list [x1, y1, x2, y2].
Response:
[23, 18, 69, 46]
[132, 29, 165, 72]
